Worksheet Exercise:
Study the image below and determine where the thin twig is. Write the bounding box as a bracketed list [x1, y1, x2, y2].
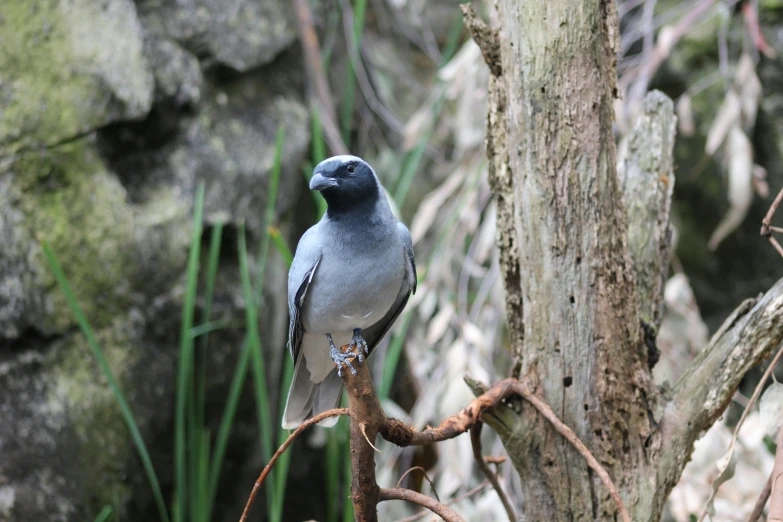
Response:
[379, 488, 466, 522]
[238, 408, 350, 522]
[291, 0, 349, 155]
[395, 466, 440, 501]
[747, 472, 772, 522]
[361, 421, 382, 452]
[761, 186, 783, 234]
[393, 481, 490, 522]
[470, 422, 517, 522]
[762, 186, 783, 259]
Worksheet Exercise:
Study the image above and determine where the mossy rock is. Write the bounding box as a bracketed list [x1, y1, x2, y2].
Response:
[0, 313, 176, 522]
[0, 0, 153, 153]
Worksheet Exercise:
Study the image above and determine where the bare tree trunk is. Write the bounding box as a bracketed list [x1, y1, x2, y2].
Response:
[463, 0, 783, 520]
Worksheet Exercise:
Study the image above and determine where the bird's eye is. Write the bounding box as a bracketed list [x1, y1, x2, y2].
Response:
[346, 164, 355, 173]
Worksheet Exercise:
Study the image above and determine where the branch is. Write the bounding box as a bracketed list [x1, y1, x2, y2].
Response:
[618, 90, 677, 329]
[238, 408, 349, 522]
[459, 4, 501, 76]
[748, 471, 772, 522]
[658, 277, 783, 493]
[393, 481, 490, 522]
[470, 423, 517, 522]
[761, 186, 783, 259]
[292, 0, 349, 155]
[379, 488, 466, 522]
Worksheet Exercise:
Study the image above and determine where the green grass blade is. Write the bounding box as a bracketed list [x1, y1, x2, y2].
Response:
[190, 319, 235, 338]
[198, 222, 224, 426]
[206, 338, 251, 517]
[254, 125, 285, 302]
[308, 106, 329, 216]
[269, 228, 294, 266]
[238, 225, 276, 519]
[340, 0, 368, 146]
[271, 348, 295, 522]
[324, 429, 340, 522]
[93, 505, 113, 522]
[174, 183, 205, 522]
[196, 429, 210, 522]
[42, 244, 170, 522]
[378, 310, 414, 401]
[270, 240, 295, 522]
[393, 13, 463, 209]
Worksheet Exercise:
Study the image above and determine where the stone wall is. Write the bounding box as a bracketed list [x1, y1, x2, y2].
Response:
[0, 1, 310, 520]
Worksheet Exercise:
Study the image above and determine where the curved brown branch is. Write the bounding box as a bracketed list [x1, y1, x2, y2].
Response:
[502, 380, 632, 522]
[241, 347, 632, 522]
[392, 481, 490, 522]
[238, 408, 349, 522]
[470, 423, 516, 522]
[748, 471, 772, 522]
[395, 467, 439, 501]
[379, 488, 466, 522]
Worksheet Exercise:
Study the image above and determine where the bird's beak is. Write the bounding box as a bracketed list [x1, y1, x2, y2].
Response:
[309, 172, 339, 191]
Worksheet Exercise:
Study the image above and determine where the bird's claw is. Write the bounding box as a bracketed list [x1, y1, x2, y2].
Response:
[328, 335, 357, 377]
[350, 328, 369, 363]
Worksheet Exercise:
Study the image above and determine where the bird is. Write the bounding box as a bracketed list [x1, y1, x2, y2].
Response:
[282, 155, 417, 429]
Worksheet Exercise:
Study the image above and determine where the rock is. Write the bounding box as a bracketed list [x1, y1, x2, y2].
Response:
[145, 36, 204, 106]
[137, 0, 296, 72]
[0, 312, 175, 522]
[99, 55, 311, 234]
[0, 0, 153, 153]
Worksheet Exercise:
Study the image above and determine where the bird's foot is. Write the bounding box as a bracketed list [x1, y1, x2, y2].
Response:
[328, 334, 356, 377]
[350, 328, 369, 363]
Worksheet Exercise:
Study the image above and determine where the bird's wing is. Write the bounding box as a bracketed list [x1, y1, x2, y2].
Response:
[362, 221, 417, 351]
[398, 221, 417, 295]
[288, 227, 322, 361]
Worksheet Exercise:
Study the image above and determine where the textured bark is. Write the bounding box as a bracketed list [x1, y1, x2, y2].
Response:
[486, 1, 657, 519]
[467, 0, 783, 520]
[618, 91, 677, 329]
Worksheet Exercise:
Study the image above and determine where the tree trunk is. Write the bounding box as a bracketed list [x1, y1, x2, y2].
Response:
[463, 0, 783, 520]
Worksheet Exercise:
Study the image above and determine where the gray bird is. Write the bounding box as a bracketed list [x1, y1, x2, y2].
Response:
[282, 155, 417, 429]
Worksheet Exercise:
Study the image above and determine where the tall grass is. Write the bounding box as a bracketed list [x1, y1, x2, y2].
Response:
[44, 242, 172, 522]
[93, 505, 113, 522]
[174, 183, 206, 522]
[340, 0, 368, 147]
[47, 125, 295, 522]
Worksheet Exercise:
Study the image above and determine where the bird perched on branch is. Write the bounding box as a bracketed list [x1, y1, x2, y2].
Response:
[282, 155, 417, 429]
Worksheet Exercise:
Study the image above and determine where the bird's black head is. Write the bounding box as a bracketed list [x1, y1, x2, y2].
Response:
[310, 155, 380, 215]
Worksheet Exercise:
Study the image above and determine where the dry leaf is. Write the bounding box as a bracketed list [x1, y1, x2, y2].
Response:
[735, 53, 762, 131]
[708, 127, 754, 251]
[677, 95, 695, 136]
[705, 90, 741, 156]
[760, 382, 783, 436]
[426, 302, 455, 345]
[697, 432, 739, 521]
[410, 169, 466, 244]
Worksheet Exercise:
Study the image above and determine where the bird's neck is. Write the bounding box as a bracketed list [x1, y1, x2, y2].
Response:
[323, 180, 391, 222]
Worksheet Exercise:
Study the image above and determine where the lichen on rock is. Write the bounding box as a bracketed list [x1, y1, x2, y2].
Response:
[0, 0, 153, 153]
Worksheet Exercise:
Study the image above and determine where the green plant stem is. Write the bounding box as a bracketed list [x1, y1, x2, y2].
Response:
[43, 244, 170, 522]
[340, 0, 368, 146]
[238, 226, 276, 519]
[173, 183, 205, 522]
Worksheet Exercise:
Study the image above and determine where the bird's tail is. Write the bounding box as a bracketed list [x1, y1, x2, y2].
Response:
[282, 355, 344, 429]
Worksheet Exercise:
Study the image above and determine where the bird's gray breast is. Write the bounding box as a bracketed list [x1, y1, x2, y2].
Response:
[302, 226, 404, 334]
